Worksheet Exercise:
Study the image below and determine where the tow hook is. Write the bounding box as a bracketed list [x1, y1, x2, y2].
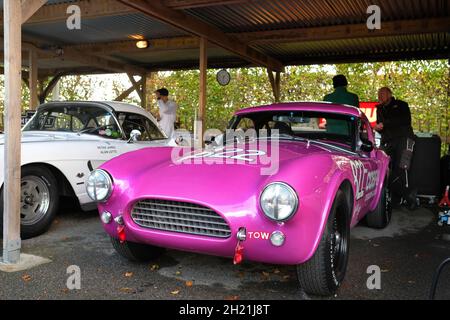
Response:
[234, 227, 246, 265]
[115, 215, 126, 243]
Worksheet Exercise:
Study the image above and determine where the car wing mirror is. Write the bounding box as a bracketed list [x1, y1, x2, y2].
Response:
[360, 140, 374, 153]
[128, 129, 142, 143]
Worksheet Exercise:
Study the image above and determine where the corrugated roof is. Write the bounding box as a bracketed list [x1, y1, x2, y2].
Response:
[1, 0, 448, 73]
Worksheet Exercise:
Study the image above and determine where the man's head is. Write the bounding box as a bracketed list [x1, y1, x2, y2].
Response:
[332, 74, 348, 88]
[155, 88, 169, 102]
[378, 87, 393, 105]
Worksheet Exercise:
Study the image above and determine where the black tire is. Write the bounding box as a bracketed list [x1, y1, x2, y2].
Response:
[365, 181, 392, 229]
[296, 190, 350, 296]
[0, 165, 59, 239]
[111, 237, 165, 262]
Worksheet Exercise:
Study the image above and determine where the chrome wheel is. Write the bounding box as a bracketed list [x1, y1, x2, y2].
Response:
[20, 176, 50, 225]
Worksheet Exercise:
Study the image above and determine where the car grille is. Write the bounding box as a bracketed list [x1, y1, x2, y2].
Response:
[131, 199, 231, 238]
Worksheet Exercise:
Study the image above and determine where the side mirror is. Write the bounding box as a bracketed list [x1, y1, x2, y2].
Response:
[360, 140, 374, 153]
[205, 135, 216, 145]
[128, 129, 141, 143]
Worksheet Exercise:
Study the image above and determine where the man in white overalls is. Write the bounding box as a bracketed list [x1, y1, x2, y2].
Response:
[155, 88, 177, 139]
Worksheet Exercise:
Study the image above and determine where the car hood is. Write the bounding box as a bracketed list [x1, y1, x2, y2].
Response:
[101, 140, 342, 202]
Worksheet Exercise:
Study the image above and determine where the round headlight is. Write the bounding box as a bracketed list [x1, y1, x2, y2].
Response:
[260, 182, 298, 222]
[86, 169, 113, 202]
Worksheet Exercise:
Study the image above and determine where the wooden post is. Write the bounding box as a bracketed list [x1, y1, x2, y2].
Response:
[29, 49, 38, 109]
[141, 73, 148, 110]
[197, 37, 207, 148]
[3, 0, 22, 264]
[267, 69, 281, 102]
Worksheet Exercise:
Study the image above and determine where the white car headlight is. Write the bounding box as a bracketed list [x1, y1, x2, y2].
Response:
[260, 182, 298, 222]
[86, 169, 113, 202]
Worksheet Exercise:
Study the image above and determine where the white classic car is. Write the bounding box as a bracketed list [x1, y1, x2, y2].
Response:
[0, 101, 173, 239]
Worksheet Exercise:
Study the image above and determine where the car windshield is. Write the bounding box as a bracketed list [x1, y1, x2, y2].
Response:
[116, 112, 167, 141]
[228, 110, 357, 149]
[23, 105, 123, 139]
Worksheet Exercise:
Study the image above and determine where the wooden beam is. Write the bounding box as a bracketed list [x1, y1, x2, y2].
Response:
[21, 0, 48, 23]
[19, 41, 148, 75]
[39, 73, 65, 103]
[238, 18, 450, 44]
[7, 0, 134, 26]
[115, 79, 144, 101]
[197, 37, 207, 148]
[141, 73, 148, 110]
[117, 0, 284, 72]
[162, 0, 252, 9]
[29, 49, 39, 109]
[267, 69, 280, 103]
[3, 0, 22, 264]
[64, 37, 203, 55]
[127, 73, 144, 101]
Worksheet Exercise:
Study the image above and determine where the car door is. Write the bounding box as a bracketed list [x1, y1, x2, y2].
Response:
[349, 117, 380, 221]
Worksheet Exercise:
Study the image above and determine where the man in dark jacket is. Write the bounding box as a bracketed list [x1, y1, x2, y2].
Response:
[375, 87, 416, 209]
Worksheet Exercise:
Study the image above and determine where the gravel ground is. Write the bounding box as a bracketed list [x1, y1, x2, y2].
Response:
[1, 202, 449, 300]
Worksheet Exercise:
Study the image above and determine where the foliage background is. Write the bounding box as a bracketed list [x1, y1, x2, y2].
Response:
[0, 60, 448, 151]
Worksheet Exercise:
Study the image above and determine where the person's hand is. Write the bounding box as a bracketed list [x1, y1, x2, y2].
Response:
[374, 123, 384, 132]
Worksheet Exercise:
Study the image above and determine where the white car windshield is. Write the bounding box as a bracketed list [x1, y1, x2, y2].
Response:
[23, 105, 123, 139]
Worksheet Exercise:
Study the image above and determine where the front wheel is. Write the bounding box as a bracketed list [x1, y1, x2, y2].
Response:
[296, 190, 350, 296]
[111, 237, 165, 262]
[0, 166, 59, 239]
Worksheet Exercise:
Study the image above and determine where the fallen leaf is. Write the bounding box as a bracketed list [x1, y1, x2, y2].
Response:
[185, 281, 193, 287]
[61, 288, 69, 294]
[22, 274, 32, 282]
[150, 264, 159, 271]
[381, 269, 389, 273]
[171, 290, 180, 295]
[175, 271, 182, 276]
[273, 269, 281, 274]
[262, 271, 270, 278]
[282, 275, 290, 281]
[124, 272, 133, 278]
[119, 287, 133, 293]
[225, 295, 239, 301]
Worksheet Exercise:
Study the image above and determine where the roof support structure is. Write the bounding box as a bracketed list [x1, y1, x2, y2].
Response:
[267, 69, 281, 103]
[195, 37, 207, 148]
[29, 49, 39, 109]
[117, 0, 284, 72]
[2, 0, 47, 265]
[114, 79, 144, 102]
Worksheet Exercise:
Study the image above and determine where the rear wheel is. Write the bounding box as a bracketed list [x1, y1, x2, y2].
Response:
[296, 190, 350, 296]
[366, 181, 392, 229]
[111, 237, 165, 262]
[0, 166, 59, 239]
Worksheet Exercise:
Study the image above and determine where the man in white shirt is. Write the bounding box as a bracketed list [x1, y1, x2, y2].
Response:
[155, 88, 177, 139]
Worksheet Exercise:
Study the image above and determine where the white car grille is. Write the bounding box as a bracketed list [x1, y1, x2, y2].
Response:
[131, 199, 231, 238]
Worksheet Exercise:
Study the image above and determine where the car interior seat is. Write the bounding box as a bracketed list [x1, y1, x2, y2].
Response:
[273, 121, 294, 136]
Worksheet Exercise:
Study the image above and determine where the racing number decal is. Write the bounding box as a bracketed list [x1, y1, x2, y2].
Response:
[350, 160, 378, 201]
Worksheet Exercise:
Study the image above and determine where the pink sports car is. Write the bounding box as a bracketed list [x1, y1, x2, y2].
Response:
[87, 102, 391, 296]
